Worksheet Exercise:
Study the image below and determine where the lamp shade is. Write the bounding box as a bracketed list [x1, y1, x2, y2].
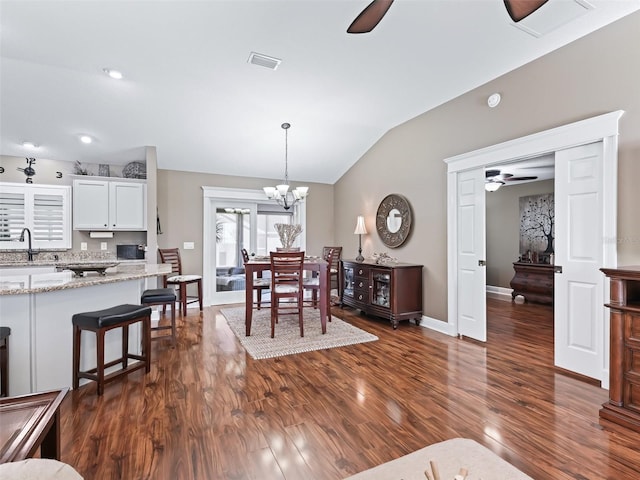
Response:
[354, 215, 367, 235]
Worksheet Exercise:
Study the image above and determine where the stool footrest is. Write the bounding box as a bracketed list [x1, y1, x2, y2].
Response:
[77, 361, 148, 386]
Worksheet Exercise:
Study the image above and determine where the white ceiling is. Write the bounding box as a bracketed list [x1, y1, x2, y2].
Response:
[2, 1, 639, 185]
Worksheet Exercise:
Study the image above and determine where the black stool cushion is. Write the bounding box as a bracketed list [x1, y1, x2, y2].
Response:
[141, 288, 177, 303]
[72, 304, 152, 329]
[0, 327, 10, 340]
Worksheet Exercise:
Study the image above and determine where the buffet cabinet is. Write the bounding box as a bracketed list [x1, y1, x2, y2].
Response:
[600, 266, 640, 431]
[510, 262, 555, 304]
[341, 260, 423, 329]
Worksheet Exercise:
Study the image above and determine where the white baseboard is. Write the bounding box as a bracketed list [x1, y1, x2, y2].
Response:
[417, 286, 513, 337]
[486, 285, 513, 301]
[417, 314, 457, 337]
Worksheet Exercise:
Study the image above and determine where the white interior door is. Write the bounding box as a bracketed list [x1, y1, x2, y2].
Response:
[456, 168, 487, 341]
[554, 142, 604, 380]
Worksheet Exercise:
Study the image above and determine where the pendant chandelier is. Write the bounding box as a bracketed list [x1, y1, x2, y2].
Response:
[263, 122, 309, 210]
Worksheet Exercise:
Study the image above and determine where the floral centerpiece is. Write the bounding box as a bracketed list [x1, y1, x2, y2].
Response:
[275, 223, 302, 251]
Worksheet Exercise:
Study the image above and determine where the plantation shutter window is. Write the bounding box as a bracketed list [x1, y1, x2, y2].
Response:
[0, 183, 71, 250]
[0, 189, 26, 242]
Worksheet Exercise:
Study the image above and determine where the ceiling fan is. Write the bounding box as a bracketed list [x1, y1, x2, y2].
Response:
[485, 168, 538, 191]
[347, 0, 549, 34]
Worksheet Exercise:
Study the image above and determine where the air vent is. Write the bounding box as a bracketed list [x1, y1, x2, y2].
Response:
[247, 52, 281, 70]
[511, 0, 594, 38]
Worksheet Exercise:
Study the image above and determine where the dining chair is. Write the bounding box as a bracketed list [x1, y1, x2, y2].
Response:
[270, 251, 305, 338]
[158, 248, 203, 316]
[242, 248, 270, 309]
[322, 246, 342, 304]
[304, 248, 337, 313]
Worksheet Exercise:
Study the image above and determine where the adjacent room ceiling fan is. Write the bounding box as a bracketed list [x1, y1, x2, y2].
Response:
[486, 169, 538, 183]
[485, 168, 539, 191]
[347, 0, 549, 34]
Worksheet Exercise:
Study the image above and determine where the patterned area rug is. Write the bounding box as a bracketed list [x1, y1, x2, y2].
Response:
[220, 306, 378, 360]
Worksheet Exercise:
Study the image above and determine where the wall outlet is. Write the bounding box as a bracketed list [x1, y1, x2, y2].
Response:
[81, 242, 88, 251]
[183, 242, 195, 250]
[100, 242, 108, 251]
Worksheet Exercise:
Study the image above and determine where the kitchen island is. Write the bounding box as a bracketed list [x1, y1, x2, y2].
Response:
[0, 263, 171, 395]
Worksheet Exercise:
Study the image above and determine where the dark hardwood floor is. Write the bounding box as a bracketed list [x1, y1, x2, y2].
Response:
[60, 298, 640, 479]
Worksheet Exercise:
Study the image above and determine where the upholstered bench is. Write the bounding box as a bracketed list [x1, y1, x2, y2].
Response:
[72, 304, 151, 396]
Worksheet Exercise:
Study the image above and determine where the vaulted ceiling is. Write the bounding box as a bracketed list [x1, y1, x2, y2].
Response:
[2, 1, 639, 184]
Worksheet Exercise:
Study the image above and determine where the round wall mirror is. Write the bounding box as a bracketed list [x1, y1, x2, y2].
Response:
[376, 194, 412, 248]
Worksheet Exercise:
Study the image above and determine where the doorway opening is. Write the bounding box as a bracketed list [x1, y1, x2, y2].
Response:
[202, 186, 306, 306]
[445, 111, 622, 387]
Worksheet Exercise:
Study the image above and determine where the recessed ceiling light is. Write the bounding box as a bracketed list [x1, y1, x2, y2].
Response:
[21, 141, 39, 149]
[79, 135, 93, 144]
[103, 68, 123, 80]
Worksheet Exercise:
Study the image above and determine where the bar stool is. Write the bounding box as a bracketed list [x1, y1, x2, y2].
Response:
[72, 304, 151, 396]
[141, 288, 177, 345]
[0, 326, 10, 397]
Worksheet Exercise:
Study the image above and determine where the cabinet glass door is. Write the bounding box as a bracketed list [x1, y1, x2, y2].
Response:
[343, 265, 354, 298]
[372, 271, 391, 307]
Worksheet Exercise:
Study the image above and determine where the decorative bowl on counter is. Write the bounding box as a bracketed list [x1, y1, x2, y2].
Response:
[56, 262, 119, 277]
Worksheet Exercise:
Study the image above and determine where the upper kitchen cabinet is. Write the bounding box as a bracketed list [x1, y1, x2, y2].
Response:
[72, 177, 147, 231]
[0, 182, 72, 249]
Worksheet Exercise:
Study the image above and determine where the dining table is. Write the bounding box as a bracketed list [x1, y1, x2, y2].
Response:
[244, 256, 330, 336]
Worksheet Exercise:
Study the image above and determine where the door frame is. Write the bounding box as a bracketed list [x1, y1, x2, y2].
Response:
[202, 186, 307, 306]
[444, 110, 623, 387]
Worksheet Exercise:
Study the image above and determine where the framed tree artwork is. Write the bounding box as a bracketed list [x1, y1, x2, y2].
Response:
[519, 193, 554, 261]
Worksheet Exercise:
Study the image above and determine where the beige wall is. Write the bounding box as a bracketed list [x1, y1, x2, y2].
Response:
[334, 12, 640, 323]
[486, 180, 554, 288]
[156, 169, 334, 277]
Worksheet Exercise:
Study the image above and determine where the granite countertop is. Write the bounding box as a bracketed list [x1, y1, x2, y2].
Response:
[0, 259, 146, 268]
[0, 263, 172, 295]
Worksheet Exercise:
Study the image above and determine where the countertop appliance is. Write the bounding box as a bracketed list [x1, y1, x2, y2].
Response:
[117, 244, 145, 260]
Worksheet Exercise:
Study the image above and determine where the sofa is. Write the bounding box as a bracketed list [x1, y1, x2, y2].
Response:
[216, 267, 246, 291]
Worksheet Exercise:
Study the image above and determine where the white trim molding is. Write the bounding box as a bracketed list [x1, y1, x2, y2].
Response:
[443, 110, 622, 387]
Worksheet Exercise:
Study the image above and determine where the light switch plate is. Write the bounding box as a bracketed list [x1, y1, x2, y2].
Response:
[183, 242, 195, 250]
[100, 242, 108, 251]
[81, 242, 87, 251]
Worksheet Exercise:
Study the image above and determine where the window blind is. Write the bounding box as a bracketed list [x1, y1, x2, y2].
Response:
[0, 191, 26, 243]
[33, 193, 65, 241]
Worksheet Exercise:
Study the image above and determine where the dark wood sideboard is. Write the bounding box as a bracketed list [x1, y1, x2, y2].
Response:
[510, 262, 555, 304]
[600, 266, 640, 431]
[340, 259, 423, 329]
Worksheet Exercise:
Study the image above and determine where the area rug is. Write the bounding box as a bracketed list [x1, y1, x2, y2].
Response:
[220, 307, 378, 360]
[344, 438, 533, 480]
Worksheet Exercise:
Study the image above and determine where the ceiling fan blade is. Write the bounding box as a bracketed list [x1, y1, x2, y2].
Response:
[347, 0, 394, 34]
[506, 176, 538, 182]
[503, 0, 548, 22]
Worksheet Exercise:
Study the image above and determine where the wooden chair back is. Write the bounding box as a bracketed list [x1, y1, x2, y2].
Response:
[270, 251, 305, 290]
[159, 248, 182, 275]
[323, 246, 342, 272]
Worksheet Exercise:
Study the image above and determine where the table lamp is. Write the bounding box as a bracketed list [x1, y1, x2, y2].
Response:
[354, 215, 367, 262]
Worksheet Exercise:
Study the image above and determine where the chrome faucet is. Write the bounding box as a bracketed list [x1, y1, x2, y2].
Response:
[19, 227, 36, 261]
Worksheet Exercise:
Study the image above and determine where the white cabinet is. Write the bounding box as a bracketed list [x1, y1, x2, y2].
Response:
[72, 177, 146, 230]
[72, 179, 109, 229]
[0, 182, 72, 250]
